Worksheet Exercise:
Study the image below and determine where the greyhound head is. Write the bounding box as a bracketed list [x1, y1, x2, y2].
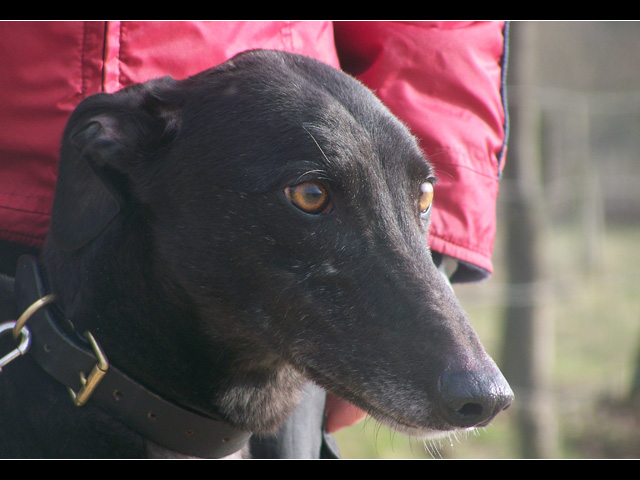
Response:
[44, 50, 513, 439]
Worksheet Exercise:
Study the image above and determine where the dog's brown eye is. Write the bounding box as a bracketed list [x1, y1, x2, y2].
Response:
[285, 181, 332, 215]
[419, 181, 434, 215]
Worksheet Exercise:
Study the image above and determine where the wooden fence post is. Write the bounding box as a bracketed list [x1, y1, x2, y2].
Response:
[500, 21, 559, 459]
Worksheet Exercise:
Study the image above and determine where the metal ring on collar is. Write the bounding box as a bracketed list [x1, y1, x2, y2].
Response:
[12, 293, 56, 341]
[0, 321, 32, 371]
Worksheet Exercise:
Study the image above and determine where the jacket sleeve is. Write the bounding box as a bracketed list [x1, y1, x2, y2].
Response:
[334, 21, 509, 282]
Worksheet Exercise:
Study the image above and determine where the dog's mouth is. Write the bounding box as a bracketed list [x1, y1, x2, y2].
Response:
[324, 393, 368, 433]
[317, 370, 448, 438]
[325, 391, 449, 439]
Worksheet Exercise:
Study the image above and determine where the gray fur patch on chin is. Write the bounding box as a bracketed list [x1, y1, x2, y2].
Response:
[217, 364, 308, 433]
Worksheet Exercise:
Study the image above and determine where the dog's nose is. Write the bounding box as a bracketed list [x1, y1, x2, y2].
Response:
[437, 367, 514, 429]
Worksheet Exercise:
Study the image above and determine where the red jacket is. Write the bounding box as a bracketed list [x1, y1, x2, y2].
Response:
[0, 21, 507, 281]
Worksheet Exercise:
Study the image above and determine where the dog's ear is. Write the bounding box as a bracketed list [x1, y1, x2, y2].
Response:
[50, 78, 181, 251]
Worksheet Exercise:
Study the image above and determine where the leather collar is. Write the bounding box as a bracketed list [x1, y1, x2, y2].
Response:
[13, 255, 252, 458]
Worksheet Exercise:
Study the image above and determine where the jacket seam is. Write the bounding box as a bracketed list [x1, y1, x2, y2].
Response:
[81, 22, 89, 98]
[429, 230, 490, 257]
[0, 203, 51, 216]
[497, 20, 510, 180]
[431, 160, 502, 181]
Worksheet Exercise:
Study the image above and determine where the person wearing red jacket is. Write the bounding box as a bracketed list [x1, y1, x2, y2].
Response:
[0, 21, 509, 458]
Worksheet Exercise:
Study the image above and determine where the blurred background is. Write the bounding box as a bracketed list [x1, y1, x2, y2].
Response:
[334, 21, 640, 459]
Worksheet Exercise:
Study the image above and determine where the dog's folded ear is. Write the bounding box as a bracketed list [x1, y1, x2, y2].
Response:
[50, 78, 182, 251]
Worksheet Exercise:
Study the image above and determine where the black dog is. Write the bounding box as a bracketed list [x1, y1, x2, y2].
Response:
[0, 50, 512, 458]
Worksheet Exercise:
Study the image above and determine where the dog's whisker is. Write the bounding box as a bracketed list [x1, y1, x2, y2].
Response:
[422, 437, 443, 459]
[301, 125, 332, 167]
[371, 421, 384, 458]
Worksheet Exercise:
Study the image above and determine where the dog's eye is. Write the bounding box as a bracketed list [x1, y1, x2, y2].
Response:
[284, 181, 332, 215]
[418, 181, 434, 216]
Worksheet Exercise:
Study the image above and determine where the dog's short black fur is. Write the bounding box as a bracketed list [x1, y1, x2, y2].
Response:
[0, 50, 512, 458]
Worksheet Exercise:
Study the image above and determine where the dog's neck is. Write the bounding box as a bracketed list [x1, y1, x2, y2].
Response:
[41, 233, 208, 407]
[12, 254, 254, 458]
[39, 218, 308, 442]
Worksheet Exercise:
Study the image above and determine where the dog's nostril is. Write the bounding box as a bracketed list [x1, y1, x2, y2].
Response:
[456, 402, 483, 419]
[438, 368, 514, 428]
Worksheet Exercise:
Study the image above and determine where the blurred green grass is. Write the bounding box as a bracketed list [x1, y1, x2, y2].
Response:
[333, 223, 640, 459]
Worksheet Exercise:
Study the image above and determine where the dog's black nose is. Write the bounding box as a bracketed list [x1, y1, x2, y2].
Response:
[437, 367, 514, 429]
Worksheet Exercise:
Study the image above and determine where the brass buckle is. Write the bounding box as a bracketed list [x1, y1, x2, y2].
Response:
[68, 331, 109, 407]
